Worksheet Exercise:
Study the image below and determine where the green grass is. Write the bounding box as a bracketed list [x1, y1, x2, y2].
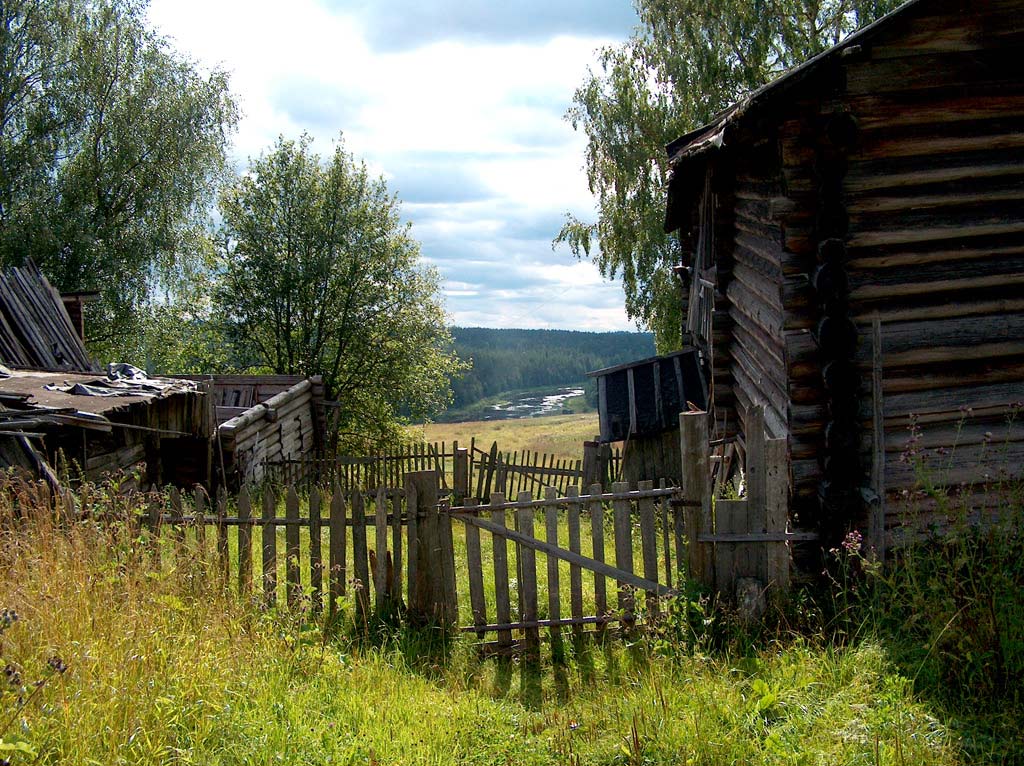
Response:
[0, 479, 983, 765]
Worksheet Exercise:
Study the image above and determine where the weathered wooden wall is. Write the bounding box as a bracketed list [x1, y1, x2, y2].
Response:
[219, 378, 321, 487]
[673, 0, 1024, 543]
[841, 1, 1024, 529]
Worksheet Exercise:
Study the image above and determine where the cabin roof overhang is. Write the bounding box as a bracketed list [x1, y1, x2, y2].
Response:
[663, 0, 928, 233]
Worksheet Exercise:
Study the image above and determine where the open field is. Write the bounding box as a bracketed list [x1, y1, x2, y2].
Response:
[415, 412, 601, 462]
[0, 488, 971, 765]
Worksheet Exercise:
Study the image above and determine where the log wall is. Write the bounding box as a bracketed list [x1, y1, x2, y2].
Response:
[840, 0, 1024, 533]
[687, 0, 1024, 542]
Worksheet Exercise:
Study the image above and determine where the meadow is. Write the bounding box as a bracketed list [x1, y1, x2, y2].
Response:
[1, 412, 1022, 764]
[415, 412, 600, 462]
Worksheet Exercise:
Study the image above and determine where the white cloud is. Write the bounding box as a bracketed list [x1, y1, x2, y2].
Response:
[147, 0, 636, 332]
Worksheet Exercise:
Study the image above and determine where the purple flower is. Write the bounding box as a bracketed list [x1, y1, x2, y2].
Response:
[842, 530, 863, 553]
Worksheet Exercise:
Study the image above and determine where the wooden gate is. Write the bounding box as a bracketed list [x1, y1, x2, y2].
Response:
[445, 481, 685, 653]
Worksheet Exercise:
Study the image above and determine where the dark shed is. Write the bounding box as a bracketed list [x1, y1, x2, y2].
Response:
[664, 0, 1024, 545]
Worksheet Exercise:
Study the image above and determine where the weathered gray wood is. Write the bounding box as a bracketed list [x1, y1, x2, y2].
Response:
[490, 493, 512, 648]
[870, 317, 887, 563]
[406, 480, 418, 595]
[612, 481, 635, 624]
[454, 447, 469, 503]
[391, 489, 403, 603]
[566, 486, 584, 641]
[637, 480, 660, 617]
[352, 491, 369, 620]
[329, 485, 346, 613]
[193, 487, 207, 563]
[764, 438, 790, 592]
[714, 499, 745, 595]
[408, 471, 454, 626]
[216, 486, 229, 584]
[286, 486, 301, 608]
[745, 406, 767, 583]
[681, 411, 713, 587]
[238, 487, 252, 593]
[588, 482, 608, 633]
[261, 487, 276, 606]
[659, 479, 672, 588]
[169, 487, 185, 562]
[464, 498, 486, 637]
[517, 493, 540, 657]
[374, 488, 388, 609]
[544, 486, 561, 652]
[309, 488, 322, 614]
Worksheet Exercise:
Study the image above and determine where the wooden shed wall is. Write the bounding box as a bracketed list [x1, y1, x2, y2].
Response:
[841, 1, 1024, 523]
[219, 379, 318, 487]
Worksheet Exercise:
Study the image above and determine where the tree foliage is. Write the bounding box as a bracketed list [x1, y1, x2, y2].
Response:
[0, 0, 237, 356]
[217, 135, 464, 446]
[556, 0, 902, 350]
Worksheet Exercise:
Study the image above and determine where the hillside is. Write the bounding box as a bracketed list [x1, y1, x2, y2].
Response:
[449, 327, 654, 409]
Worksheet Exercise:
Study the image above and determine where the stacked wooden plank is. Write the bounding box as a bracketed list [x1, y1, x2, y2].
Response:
[218, 378, 318, 487]
[0, 261, 96, 371]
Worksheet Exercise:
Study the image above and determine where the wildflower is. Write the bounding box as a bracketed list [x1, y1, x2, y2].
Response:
[0, 609, 17, 631]
[983, 431, 993, 444]
[3, 664, 23, 689]
[47, 656, 68, 675]
[842, 530, 863, 553]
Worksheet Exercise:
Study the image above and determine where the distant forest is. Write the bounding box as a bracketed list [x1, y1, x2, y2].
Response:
[449, 327, 655, 407]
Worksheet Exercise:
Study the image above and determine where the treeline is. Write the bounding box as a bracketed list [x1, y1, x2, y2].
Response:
[450, 327, 654, 407]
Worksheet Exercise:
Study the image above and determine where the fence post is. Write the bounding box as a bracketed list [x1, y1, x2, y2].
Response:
[680, 410, 713, 588]
[406, 470, 457, 627]
[453, 447, 469, 504]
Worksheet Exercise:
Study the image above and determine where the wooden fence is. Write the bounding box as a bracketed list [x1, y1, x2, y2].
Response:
[114, 408, 796, 654]
[264, 439, 624, 500]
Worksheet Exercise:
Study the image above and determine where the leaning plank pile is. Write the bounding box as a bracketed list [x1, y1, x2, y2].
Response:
[0, 261, 96, 371]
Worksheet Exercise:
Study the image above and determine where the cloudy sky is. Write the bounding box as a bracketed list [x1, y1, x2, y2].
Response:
[146, 0, 643, 332]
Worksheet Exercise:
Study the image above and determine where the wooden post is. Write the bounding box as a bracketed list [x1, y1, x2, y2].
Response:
[262, 487, 276, 607]
[612, 481, 635, 626]
[566, 486, 584, 644]
[765, 437, 790, 593]
[638, 480, 659, 618]
[518, 493, 540, 658]
[216, 486, 229, 585]
[464, 498, 486, 637]
[744, 405, 767, 586]
[588, 483, 608, 636]
[680, 411, 713, 588]
[286, 486, 301, 608]
[453, 447, 469, 503]
[352, 491, 369, 621]
[582, 441, 600, 488]
[238, 486, 252, 594]
[309, 487, 322, 614]
[407, 471, 456, 627]
[328, 484, 346, 614]
[544, 486, 562, 659]
[490, 493, 512, 649]
[374, 487, 388, 611]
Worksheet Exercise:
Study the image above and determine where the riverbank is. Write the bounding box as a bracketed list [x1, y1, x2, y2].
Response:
[435, 385, 593, 423]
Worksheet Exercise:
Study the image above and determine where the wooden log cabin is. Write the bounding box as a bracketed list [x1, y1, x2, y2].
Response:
[664, 0, 1024, 547]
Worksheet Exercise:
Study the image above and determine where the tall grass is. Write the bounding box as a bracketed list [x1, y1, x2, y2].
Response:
[0, 475, 978, 765]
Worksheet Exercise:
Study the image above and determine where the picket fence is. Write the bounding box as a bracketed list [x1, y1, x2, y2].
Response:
[110, 408, 797, 657]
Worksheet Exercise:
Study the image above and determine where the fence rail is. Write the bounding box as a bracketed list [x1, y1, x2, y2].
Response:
[264, 439, 624, 500]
